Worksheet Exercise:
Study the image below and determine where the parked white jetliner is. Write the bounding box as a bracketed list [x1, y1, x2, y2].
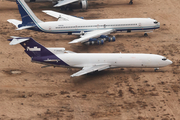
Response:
[8, 37, 172, 77]
[24, 0, 88, 10]
[24, 0, 133, 10]
[8, 0, 159, 45]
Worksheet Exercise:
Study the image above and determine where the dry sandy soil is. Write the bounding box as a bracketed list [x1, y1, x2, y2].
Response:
[0, 0, 180, 119]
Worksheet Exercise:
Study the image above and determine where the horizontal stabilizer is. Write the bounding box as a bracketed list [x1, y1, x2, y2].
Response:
[7, 19, 22, 28]
[9, 37, 30, 45]
[16, 25, 35, 30]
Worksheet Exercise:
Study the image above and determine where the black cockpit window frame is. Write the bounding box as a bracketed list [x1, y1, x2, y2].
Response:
[162, 58, 167, 61]
[154, 21, 158, 24]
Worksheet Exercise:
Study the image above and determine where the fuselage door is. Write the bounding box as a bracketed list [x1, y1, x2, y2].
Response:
[97, 24, 99, 29]
[139, 23, 143, 30]
[75, 25, 77, 30]
[49, 26, 51, 31]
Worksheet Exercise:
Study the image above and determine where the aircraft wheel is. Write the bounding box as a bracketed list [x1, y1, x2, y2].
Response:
[144, 33, 148, 36]
[154, 68, 159, 72]
[129, 0, 133, 4]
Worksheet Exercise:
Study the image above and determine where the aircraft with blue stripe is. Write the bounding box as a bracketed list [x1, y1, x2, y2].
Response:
[8, 37, 172, 77]
[8, 0, 160, 45]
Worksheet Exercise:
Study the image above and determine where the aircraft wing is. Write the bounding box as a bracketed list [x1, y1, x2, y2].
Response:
[54, 0, 79, 7]
[69, 29, 114, 44]
[42, 10, 84, 21]
[71, 64, 110, 77]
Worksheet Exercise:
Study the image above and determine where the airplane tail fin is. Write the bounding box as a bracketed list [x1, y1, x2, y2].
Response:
[8, 0, 43, 29]
[8, 36, 52, 58]
[8, 36, 69, 66]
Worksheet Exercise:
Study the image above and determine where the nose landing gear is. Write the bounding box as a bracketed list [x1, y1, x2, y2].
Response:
[129, 0, 133, 4]
[154, 68, 159, 72]
[144, 33, 148, 36]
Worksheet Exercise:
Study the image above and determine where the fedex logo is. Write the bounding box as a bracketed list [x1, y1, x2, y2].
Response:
[27, 46, 41, 51]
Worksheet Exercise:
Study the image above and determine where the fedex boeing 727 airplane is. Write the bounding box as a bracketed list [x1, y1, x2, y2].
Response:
[8, 0, 159, 45]
[8, 37, 172, 77]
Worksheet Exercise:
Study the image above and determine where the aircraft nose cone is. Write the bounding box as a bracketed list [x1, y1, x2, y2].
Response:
[156, 22, 160, 28]
[167, 59, 173, 65]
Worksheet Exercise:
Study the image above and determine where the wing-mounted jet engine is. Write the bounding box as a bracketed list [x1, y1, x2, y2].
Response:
[53, 0, 88, 10]
[25, 0, 52, 2]
[84, 35, 116, 45]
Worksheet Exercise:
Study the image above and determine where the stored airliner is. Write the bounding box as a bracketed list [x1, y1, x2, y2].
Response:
[25, 0, 88, 10]
[24, 0, 133, 10]
[8, 37, 172, 77]
[8, 0, 159, 45]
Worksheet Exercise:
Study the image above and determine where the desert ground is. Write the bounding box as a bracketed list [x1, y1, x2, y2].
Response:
[0, 0, 180, 119]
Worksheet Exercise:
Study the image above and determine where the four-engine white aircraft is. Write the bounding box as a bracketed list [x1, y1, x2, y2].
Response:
[8, 0, 159, 45]
[8, 37, 172, 77]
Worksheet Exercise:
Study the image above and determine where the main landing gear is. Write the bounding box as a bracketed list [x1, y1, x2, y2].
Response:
[129, 0, 133, 4]
[154, 68, 159, 72]
[144, 33, 148, 36]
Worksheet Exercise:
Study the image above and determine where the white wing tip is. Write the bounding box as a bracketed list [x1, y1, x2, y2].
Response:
[71, 74, 77, 77]
[68, 41, 78, 44]
[53, 5, 59, 7]
[42, 10, 50, 12]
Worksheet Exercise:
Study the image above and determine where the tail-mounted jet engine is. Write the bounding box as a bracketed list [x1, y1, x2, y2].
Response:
[84, 35, 116, 45]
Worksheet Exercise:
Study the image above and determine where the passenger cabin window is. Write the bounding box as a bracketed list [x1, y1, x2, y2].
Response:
[154, 21, 158, 24]
[162, 58, 167, 61]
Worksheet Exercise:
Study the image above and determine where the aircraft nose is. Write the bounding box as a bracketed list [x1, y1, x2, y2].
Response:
[167, 59, 173, 65]
[156, 22, 160, 28]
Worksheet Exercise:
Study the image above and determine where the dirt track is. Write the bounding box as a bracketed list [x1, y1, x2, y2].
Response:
[0, 0, 180, 119]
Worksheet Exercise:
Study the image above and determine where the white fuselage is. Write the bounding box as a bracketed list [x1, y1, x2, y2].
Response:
[44, 49, 172, 68]
[16, 0, 160, 37]
[36, 18, 160, 34]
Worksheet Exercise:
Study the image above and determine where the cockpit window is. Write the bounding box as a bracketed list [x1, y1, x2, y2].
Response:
[154, 21, 158, 24]
[162, 58, 167, 61]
